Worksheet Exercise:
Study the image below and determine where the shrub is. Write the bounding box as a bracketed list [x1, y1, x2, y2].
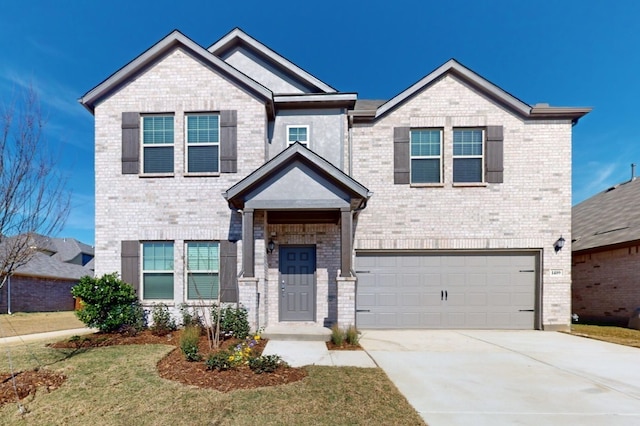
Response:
[71, 273, 147, 333]
[331, 324, 345, 346]
[206, 350, 234, 371]
[180, 325, 202, 362]
[211, 304, 250, 340]
[249, 355, 287, 374]
[179, 303, 204, 329]
[150, 303, 176, 336]
[345, 325, 360, 346]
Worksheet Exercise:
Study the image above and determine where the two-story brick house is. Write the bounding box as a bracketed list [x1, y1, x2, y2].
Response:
[80, 28, 589, 332]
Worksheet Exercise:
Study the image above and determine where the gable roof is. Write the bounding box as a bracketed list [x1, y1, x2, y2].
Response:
[224, 142, 371, 210]
[572, 177, 640, 253]
[79, 30, 273, 113]
[209, 28, 337, 94]
[14, 251, 93, 280]
[50, 238, 94, 264]
[352, 59, 591, 123]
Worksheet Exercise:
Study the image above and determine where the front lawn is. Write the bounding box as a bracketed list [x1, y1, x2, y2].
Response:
[0, 311, 84, 338]
[570, 324, 640, 348]
[0, 337, 425, 425]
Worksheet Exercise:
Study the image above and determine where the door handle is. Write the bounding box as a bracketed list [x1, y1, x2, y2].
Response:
[445, 290, 448, 301]
[441, 290, 444, 301]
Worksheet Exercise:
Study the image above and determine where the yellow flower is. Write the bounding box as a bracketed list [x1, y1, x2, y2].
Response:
[228, 356, 234, 361]
[254, 335, 261, 340]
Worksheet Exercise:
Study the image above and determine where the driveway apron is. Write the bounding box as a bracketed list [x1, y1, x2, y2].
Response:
[360, 330, 640, 426]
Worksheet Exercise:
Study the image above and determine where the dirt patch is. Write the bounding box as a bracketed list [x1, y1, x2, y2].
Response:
[325, 341, 363, 351]
[0, 370, 66, 408]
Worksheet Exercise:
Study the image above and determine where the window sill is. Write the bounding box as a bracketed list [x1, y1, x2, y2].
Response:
[452, 182, 488, 187]
[184, 172, 221, 178]
[410, 183, 445, 188]
[140, 173, 174, 178]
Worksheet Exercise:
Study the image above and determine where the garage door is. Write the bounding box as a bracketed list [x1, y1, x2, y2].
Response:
[355, 252, 538, 329]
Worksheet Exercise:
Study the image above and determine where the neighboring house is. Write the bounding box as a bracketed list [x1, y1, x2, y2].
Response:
[572, 174, 640, 325]
[79, 28, 589, 332]
[0, 235, 94, 314]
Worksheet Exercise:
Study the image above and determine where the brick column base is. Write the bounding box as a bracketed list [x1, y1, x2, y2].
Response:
[336, 276, 357, 327]
[238, 277, 259, 331]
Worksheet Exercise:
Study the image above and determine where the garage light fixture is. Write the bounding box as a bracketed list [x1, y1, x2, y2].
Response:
[554, 236, 565, 253]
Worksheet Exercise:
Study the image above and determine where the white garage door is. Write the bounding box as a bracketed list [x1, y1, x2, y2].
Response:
[355, 252, 538, 329]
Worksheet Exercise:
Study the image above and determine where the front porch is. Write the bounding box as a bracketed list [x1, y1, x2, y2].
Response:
[225, 143, 370, 331]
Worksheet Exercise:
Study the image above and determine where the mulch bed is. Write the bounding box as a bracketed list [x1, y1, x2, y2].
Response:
[58, 330, 307, 390]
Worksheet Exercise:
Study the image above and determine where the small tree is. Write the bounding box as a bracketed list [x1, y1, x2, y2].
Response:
[0, 88, 70, 291]
[71, 273, 146, 333]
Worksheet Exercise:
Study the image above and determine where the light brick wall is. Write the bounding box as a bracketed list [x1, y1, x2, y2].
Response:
[351, 75, 574, 329]
[573, 247, 640, 325]
[94, 48, 265, 308]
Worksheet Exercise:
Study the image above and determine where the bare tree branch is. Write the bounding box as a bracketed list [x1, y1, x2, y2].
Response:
[0, 87, 71, 286]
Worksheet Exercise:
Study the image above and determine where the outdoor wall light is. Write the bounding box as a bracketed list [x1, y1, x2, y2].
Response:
[267, 239, 275, 254]
[554, 236, 565, 253]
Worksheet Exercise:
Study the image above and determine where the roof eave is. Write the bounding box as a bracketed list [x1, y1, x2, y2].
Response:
[79, 30, 273, 113]
[530, 106, 593, 124]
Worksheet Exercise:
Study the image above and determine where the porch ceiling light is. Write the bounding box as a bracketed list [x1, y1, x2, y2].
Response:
[267, 239, 275, 254]
[554, 236, 565, 253]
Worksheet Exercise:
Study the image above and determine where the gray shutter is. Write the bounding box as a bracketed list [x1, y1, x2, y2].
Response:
[485, 125, 504, 183]
[220, 110, 237, 173]
[121, 240, 140, 294]
[219, 240, 238, 303]
[394, 127, 410, 184]
[122, 112, 140, 174]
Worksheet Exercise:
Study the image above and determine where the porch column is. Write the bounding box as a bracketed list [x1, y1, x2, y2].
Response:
[340, 208, 352, 277]
[243, 208, 255, 277]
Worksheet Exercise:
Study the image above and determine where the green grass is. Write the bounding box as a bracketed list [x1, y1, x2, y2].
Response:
[570, 324, 640, 348]
[0, 339, 425, 425]
[0, 312, 84, 338]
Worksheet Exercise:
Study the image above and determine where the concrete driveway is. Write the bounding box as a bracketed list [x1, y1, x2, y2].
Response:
[359, 330, 640, 426]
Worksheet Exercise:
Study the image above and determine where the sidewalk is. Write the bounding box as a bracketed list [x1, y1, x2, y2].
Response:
[0, 327, 96, 346]
[262, 340, 376, 368]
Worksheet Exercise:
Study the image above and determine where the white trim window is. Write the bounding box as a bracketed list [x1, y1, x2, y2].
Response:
[142, 242, 174, 300]
[453, 129, 484, 183]
[186, 242, 219, 300]
[186, 114, 220, 173]
[142, 115, 174, 173]
[287, 125, 309, 146]
[410, 129, 442, 183]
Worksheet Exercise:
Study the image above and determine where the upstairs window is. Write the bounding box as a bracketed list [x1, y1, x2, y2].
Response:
[186, 242, 219, 300]
[453, 129, 484, 183]
[410, 129, 442, 183]
[142, 242, 174, 300]
[142, 116, 174, 173]
[186, 114, 220, 173]
[287, 125, 309, 146]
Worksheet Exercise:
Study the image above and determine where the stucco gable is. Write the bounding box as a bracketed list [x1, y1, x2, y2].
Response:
[225, 143, 370, 210]
[209, 28, 337, 94]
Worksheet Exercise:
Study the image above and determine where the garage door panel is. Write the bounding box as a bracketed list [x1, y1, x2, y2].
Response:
[356, 253, 537, 329]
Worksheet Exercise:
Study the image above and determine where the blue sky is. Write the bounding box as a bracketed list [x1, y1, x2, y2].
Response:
[1, 0, 638, 246]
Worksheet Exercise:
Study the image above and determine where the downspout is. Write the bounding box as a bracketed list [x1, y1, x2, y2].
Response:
[348, 115, 354, 176]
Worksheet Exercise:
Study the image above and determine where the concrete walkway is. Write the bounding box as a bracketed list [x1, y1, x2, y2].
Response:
[262, 340, 376, 368]
[359, 330, 640, 426]
[0, 328, 96, 346]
